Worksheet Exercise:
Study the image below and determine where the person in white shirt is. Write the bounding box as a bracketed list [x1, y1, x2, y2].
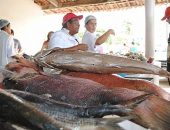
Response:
[0, 19, 18, 67]
[82, 15, 115, 52]
[11, 29, 22, 54]
[49, 13, 87, 51]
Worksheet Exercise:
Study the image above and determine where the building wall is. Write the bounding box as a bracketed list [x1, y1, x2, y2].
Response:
[0, 0, 63, 55]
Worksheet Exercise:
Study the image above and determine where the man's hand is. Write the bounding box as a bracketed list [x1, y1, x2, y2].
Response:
[77, 44, 88, 51]
[108, 29, 115, 35]
[11, 54, 23, 59]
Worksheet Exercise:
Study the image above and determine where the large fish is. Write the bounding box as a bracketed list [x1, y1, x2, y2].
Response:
[33, 49, 170, 77]
[3, 74, 147, 106]
[8, 89, 132, 118]
[2, 71, 170, 130]
[66, 72, 170, 101]
[0, 89, 132, 130]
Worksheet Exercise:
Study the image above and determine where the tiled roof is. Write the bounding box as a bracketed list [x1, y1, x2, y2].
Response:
[34, 0, 170, 14]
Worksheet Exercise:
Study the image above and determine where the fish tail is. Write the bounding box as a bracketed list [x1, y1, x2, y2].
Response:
[159, 69, 170, 77]
[132, 95, 170, 129]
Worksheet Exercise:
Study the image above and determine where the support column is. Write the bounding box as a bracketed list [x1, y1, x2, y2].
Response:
[145, 0, 155, 59]
[145, 0, 160, 85]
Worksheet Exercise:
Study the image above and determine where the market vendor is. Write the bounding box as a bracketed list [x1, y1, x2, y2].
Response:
[48, 13, 88, 51]
[161, 6, 170, 85]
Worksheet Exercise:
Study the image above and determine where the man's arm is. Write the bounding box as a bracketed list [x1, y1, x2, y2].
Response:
[95, 29, 115, 45]
[17, 40, 22, 53]
[64, 44, 88, 51]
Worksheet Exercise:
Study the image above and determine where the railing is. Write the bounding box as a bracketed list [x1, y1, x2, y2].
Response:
[158, 60, 167, 69]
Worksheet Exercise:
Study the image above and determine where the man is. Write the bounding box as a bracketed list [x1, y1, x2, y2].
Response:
[162, 6, 170, 85]
[161, 6, 170, 22]
[82, 15, 115, 52]
[49, 13, 87, 51]
[11, 29, 22, 54]
[0, 19, 19, 67]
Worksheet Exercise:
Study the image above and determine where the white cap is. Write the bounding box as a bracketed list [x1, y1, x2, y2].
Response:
[85, 15, 96, 24]
[0, 19, 10, 29]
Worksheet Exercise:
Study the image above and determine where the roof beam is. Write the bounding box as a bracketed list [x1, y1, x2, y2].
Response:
[125, 0, 131, 7]
[46, 0, 60, 7]
[106, 0, 119, 8]
[43, 0, 110, 9]
[134, 0, 143, 6]
[60, 0, 106, 7]
[39, 0, 169, 13]
[134, 0, 139, 5]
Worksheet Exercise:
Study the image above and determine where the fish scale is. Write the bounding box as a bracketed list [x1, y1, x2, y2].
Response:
[3, 74, 146, 106]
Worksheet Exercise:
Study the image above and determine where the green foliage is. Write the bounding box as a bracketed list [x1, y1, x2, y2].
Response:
[96, 29, 112, 45]
[123, 21, 132, 35]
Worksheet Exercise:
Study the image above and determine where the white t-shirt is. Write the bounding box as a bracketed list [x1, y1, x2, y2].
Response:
[48, 28, 79, 49]
[0, 30, 17, 67]
[82, 31, 97, 52]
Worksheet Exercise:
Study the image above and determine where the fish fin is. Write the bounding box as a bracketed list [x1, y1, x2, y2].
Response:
[122, 93, 152, 108]
[94, 125, 125, 130]
[0, 67, 14, 78]
[34, 49, 53, 58]
[133, 95, 170, 130]
[40, 61, 55, 69]
[34, 47, 64, 58]
[96, 116, 133, 128]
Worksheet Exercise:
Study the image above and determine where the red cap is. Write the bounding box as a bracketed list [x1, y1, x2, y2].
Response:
[62, 13, 83, 25]
[162, 6, 170, 20]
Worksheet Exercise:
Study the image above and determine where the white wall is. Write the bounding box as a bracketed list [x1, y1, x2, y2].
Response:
[0, 0, 63, 55]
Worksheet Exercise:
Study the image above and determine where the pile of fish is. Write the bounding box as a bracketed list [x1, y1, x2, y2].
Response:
[1, 48, 170, 130]
[1, 88, 135, 130]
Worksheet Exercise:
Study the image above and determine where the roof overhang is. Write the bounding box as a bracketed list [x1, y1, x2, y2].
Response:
[34, 0, 170, 14]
